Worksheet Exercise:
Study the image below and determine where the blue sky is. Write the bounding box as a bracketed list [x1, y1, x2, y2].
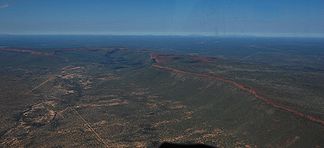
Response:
[0, 0, 324, 36]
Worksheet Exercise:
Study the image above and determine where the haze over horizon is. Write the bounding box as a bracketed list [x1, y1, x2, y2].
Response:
[1, 1, 324, 147]
[1, 0, 324, 37]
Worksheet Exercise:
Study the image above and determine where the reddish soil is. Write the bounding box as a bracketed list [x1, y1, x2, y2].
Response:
[150, 53, 182, 64]
[189, 55, 219, 63]
[151, 53, 324, 126]
[0, 48, 53, 56]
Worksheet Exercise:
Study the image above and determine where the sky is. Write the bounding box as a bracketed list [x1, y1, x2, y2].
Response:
[0, 0, 324, 37]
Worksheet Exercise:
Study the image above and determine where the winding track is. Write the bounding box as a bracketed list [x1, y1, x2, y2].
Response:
[151, 54, 324, 126]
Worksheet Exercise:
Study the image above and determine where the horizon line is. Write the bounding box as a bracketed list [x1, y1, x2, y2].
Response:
[1, 33, 324, 38]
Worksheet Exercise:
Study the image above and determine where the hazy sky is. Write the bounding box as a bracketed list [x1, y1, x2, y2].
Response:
[1, 0, 324, 36]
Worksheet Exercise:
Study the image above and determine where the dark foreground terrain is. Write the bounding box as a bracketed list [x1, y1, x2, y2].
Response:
[0, 36, 323, 147]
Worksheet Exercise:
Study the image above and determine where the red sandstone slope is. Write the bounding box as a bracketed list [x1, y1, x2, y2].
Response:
[150, 53, 324, 126]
